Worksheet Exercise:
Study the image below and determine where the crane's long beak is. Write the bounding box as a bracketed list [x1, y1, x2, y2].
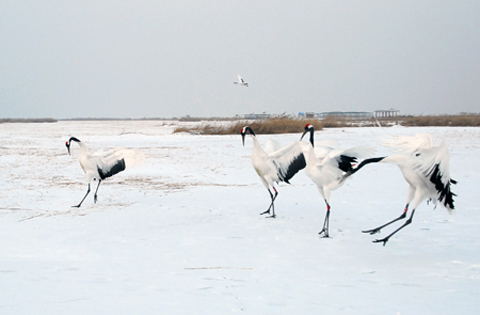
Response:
[241, 133, 246, 146]
[65, 142, 71, 155]
[300, 130, 308, 141]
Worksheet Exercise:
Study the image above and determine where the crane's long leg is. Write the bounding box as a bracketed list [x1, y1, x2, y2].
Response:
[373, 209, 416, 246]
[73, 183, 91, 208]
[362, 204, 409, 235]
[260, 187, 277, 218]
[318, 200, 331, 238]
[93, 179, 102, 204]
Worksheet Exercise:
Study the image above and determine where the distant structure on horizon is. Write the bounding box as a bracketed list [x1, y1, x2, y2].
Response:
[240, 109, 401, 120]
[298, 109, 400, 119]
[242, 113, 271, 119]
[299, 111, 374, 119]
[373, 109, 400, 118]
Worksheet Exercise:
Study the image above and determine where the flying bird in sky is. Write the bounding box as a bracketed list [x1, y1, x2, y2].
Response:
[234, 75, 249, 87]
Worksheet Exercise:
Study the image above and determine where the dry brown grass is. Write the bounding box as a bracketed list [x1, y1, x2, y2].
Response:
[174, 117, 323, 135]
[0, 118, 57, 124]
[321, 114, 480, 127]
[397, 115, 480, 127]
[320, 115, 377, 127]
[173, 114, 480, 135]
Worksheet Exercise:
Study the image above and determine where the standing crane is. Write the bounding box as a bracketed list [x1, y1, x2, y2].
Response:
[343, 133, 456, 245]
[300, 124, 374, 237]
[241, 126, 309, 218]
[65, 137, 132, 208]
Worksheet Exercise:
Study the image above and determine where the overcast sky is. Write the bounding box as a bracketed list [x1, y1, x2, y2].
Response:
[1, 1, 479, 119]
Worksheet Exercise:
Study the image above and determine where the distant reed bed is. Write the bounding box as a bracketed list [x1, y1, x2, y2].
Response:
[173, 114, 480, 135]
[174, 117, 323, 135]
[0, 118, 57, 124]
[397, 114, 480, 127]
[318, 114, 480, 128]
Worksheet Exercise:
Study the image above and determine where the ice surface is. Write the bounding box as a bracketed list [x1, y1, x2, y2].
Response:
[0, 121, 479, 314]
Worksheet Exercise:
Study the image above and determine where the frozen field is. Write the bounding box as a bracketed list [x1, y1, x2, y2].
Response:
[0, 121, 479, 314]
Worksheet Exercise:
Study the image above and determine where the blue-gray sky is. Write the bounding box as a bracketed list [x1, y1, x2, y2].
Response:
[1, 1, 479, 118]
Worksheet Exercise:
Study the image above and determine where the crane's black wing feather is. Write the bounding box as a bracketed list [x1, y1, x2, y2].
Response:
[98, 158, 126, 180]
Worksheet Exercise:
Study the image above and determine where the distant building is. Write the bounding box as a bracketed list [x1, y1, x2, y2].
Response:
[374, 109, 399, 118]
[242, 113, 271, 120]
[299, 111, 374, 119]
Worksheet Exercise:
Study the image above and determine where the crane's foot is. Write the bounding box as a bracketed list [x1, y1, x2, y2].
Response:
[260, 209, 276, 218]
[373, 237, 389, 246]
[362, 228, 382, 235]
[318, 229, 330, 238]
[71, 205, 81, 208]
[260, 211, 276, 218]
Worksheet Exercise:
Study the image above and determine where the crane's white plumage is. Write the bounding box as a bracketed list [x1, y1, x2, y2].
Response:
[241, 126, 309, 218]
[345, 133, 456, 245]
[65, 137, 144, 207]
[301, 124, 375, 237]
[234, 75, 249, 87]
[263, 138, 282, 154]
[381, 133, 434, 155]
[312, 139, 340, 160]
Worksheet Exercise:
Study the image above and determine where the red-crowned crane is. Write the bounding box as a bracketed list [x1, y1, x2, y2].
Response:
[343, 133, 456, 245]
[65, 137, 137, 208]
[300, 124, 375, 237]
[234, 75, 249, 87]
[241, 126, 309, 218]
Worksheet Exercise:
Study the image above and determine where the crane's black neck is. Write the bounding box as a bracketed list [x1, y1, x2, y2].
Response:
[350, 157, 386, 175]
[244, 126, 255, 136]
[68, 137, 81, 143]
[308, 129, 314, 147]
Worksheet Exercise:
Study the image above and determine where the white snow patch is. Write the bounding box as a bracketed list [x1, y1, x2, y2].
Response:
[0, 121, 479, 314]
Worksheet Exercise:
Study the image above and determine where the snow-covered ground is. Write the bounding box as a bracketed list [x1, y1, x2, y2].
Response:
[0, 121, 479, 314]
